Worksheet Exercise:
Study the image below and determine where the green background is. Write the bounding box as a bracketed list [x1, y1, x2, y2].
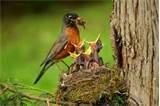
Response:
[1, 1, 113, 93]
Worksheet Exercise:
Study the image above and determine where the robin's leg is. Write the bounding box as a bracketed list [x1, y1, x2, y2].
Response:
[98, 57, 104, 66]
[61, 60, 70, 69]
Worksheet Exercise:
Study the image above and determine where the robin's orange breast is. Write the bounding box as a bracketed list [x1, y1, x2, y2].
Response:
[65, 27, 80, 45]
[54, 27, 80, 60]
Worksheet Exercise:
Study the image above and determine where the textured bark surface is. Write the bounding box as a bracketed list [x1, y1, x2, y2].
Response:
[110, 0, 159, 106]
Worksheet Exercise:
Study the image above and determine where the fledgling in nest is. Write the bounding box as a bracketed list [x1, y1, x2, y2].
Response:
[68, 34, 104, 71]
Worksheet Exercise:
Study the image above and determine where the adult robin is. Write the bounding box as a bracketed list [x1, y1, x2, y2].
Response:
[33, 13, 85, 84]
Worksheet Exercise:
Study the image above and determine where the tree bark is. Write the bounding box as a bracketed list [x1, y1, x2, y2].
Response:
[111, 0, 159, 106]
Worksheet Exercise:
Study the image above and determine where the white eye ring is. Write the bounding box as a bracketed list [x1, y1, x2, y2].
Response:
[68, 15, 72, 18]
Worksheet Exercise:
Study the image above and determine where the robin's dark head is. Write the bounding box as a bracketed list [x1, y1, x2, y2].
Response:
[63, 13, 85, 28]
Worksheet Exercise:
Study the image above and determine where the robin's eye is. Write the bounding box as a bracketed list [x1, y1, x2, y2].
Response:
[68, 15, 72, 19]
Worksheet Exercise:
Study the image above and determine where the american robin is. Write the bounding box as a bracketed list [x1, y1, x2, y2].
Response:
[33, 13, 85, 84]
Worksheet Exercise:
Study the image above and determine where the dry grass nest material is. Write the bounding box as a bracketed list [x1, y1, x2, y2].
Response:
[56, 65, 126, 104]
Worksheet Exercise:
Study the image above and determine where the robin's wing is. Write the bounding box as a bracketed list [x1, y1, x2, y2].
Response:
[40, 33, 68, 66]
[33, 34, 68, 84]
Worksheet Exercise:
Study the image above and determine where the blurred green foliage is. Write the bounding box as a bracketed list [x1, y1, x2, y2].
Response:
[1, 1, 113, 93]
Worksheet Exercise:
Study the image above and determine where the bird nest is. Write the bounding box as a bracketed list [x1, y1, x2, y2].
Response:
[56, 65, 127, 104]
[56, 36, 128, 105]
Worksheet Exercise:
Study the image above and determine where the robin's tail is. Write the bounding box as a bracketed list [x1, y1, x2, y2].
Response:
[33, 60, 55, 84]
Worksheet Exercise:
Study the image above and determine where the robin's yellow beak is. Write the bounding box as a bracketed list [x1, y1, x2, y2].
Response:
[76, 17, 86, 29]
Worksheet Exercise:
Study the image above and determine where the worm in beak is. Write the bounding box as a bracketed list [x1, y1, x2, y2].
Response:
[76, 17, 86, 29]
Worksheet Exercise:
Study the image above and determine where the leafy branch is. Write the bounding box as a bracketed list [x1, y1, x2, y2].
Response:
[0, 83, 76, 106]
